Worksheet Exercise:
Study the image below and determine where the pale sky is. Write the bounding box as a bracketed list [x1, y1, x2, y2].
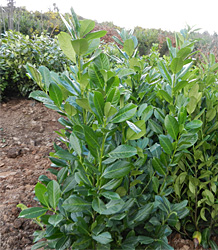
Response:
[1, 0, 218, 34]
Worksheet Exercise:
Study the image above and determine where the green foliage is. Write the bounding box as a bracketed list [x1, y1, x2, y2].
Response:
[0, 31, 70, 100]
[17, 8, 218, 249]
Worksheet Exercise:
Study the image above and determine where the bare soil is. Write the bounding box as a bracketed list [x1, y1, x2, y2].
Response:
[0, 98, 208, 250]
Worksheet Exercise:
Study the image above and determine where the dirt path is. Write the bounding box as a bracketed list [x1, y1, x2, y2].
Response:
[0, 98, 206, 250]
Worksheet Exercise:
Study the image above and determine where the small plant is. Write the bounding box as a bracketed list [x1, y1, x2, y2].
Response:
[18, 8, 190, 250]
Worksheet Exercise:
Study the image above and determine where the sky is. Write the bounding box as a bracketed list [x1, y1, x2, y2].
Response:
[1, 0, 218, 34]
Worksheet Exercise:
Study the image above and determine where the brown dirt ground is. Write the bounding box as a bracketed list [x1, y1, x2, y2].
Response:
[0, 98, 210, 250]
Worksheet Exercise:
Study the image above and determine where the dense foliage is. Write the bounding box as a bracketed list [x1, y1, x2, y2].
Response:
[0, 31, 70, 100]
[16, 7, 218, 250]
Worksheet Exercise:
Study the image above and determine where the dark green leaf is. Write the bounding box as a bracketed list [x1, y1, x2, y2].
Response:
[62, 195, 91, 212]
[92, 232, 112, 244]
[111, 104, 137, 123]
[107, 145, 137, 159]
[159, 135, 173, 155]
[19, 207, 48, 219]
[165, 115, 179, 140]
[152, 157, 166, 176]
[49, 82, 62, 107]
[47, 180, 61, 209]
[102, 160, 131, 179]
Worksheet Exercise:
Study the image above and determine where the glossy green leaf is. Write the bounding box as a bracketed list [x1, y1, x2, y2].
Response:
[159, 135, 173, 155]
[64, 102, 77, 116]
[170, 57, 183, 74]
[101, 191, 120, 200]
[173, 80, 189, 93]
[85, 30, 107, 40]
[152, 157, 166, 176]
[71, 38, 89, 55]
[31, 241, 47, 250]
[26, 63, 43, 89]
[19, 207, 48, 219]
[49, 82, 62, 107]
[70, 131, 82, 156]
[79, 19, 95, 37]
[118, 68, 135, 78]
[35, 182, 49, 207]
[107, 87, 120, 105]
[29, 91, 53, 104]
[141, 105, 153, 122]
[126, 120, 146, 140]
[158, 60, 172, 84]
[185, 120, 202, 130]
[111, 103, 137, 123]
[38, 65, 51, 91]
[94, 91, 104, 123]
[133, 203, 153, 222]
[102, 160, 131, 179]
[94, 53, 110, 70]
[158, 90, 173, 103]
[92, 197, 107, 214]
[104, 102, 117, 118]
[58, 32, 76, 62]
[92, 232, 112, 244]
[148, 119, 163, 134]
[76, 98, 92, 112]
[47, 180, 61, 209]
[48, 214, 63, 227]
[62, 195, 91, 212]
[123, 39, 135, 57]
[107, 145, 137, 159]
[165, 115, 179, 140]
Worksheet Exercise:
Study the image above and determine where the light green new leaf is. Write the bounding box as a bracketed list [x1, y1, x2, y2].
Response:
[157, 61, 172, 84]
[49, 82, 62, 107]
[71, 38, 89, 55]
[47, 180, 61, 209]
[58, 32, 76, 62]
[94, 53, 110, 70]
[159, 135, 173, 155]
[64, 102, 77, 116]
[70, 131, 82, 156]
[38, 65, 51, 91]
[111, 103, 137, 123]
[123, 39, 135, 57]
[104, 102, 117, 118]
[164, 115, 179, 140]
[102, 160, 132, 178]
[152, 157, 166, 176]
[177, 47, 192, 60]
[171, 57, 183, 74]
[173, 80, 188, 93]
[107, 145, 137, 159]
[118, 68, 135, 78]
[92, 232, 112, 245]
[79, 19, 95, 37]
[62, 195, 91, 212]
[141, 105, 153, 122]
[76, 98, 92, 112]
[19, 207, 48, 219]
[126, 120, 146, 140]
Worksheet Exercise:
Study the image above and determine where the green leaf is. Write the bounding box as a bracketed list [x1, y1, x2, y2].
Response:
[71, 38, 89, 55]
[158, 61, 172, 84]
[35, 182, 49, 207]
[56, 236, 72, 250]
[177, 47, 192, 60]
[141, 105, 153, 122]
[47, 180, 61, 209]
[165, 115, 179, 140]
[92, 197, 107, 214]
[64, 102, 77, 116]
[170, 57, 183, 74]
[152, 176, 159, 193]
[104, 102, 117, 118]
[123, 39, 135, 57]
[101, 191, 120, 200]
[152, 157, 166, 176]
[111, 103, 137, 123]
[38, 65, 51, 91]
[159, 135, 173, 155]
[185, 120, 202, 131]
[49, 82, 62, 107]
[158, 90, 173, 103]
[209, 240, 218, 250]
[133, 203, 153, 222]
[107, 145, 137, 159]
[126, 120, 146, 140]
[19, 207, 48, 219]
[94, 91, 104, 123]
[79, 19, 95, 37]
[118, 68, 135, 78]
[107, 87, 120, 105]
[173, 80, 189, 93]
[138, 236, 154, 244]
[94, 53, 110, 70]
[92, 232, 112, 245]
[89, 65, 104, 88]
[102, 160, 131, 179]
[29, 91, 53, 104]
[62, 195, 91, 212]
[187, 96, 197, 114]
[83, 125, 100, 149]
[70, 131, 82, 156]
[58, 32, 76, 63]
[48, 214, 63, 227]
[76, 98, 92, 112]
[26, 63, 43, 89]
[31, 241, 47, 250]
[85, 30, 107, 40]
[148, 119, 163, 134]
[62, 176, 77, 194]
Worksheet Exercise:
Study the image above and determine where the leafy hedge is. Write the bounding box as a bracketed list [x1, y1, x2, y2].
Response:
[0, 31, 70, 101]
[17, 8, 218, 250]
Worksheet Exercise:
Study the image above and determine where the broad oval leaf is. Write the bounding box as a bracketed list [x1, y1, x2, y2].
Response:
[49, 82, 62, 107]
[47, 180, 61, 209]
[123, 39, 135, 57]
[159, 135, 173, 155]
[79, 19, 95, 37]
[152, 157, 166, 176]
[71, 38, 89, 55]
[58, 32, 76, 63]
[170, 57, 183, 74]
